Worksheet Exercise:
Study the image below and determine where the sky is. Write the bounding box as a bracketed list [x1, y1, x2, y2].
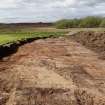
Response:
[0, 0, 105, 23]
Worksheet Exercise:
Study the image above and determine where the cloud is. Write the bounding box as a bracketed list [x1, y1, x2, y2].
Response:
[0, 0, 105, 23]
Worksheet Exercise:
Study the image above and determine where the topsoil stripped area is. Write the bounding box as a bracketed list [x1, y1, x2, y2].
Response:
[0, 35, 105, 105]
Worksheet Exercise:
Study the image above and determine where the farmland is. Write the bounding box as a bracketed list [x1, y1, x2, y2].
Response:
[0, 0, 105, 104]
[0, 25, 105, 105]
[0, 32, 66, 46]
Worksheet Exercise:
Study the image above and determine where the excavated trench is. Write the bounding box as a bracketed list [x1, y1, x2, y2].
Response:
[0, 36, 55, 59]
[0, 33, 105, 105]
[0, 38, 37, 59]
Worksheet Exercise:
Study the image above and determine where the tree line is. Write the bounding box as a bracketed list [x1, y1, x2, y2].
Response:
[55, 16, 105, 29]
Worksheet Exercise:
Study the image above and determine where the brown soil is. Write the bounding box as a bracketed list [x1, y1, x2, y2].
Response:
[70, 31, 105, 59]
[0, 36, 105, 105]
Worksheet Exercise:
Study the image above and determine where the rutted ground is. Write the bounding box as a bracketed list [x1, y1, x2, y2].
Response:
[0, 36, 105, 105]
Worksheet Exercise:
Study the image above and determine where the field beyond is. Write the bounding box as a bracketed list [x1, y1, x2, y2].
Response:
[0, 32, 66, 46]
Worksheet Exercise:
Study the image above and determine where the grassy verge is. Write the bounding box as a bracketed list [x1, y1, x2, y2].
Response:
[0, 32, 66, 46]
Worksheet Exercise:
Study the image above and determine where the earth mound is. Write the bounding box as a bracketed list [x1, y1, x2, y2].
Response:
[70, 31, 105, 59]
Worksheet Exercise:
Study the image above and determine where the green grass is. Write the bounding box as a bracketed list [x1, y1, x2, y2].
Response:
[0, 32, 66, 46]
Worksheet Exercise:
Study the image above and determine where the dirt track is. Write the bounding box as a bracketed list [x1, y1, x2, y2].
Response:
[0, 36, 105, 105]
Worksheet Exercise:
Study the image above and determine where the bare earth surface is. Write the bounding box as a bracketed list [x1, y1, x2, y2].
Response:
[0, 37, 105, 105]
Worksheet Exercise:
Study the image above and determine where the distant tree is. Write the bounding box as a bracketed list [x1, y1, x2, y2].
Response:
[55, 19, 70, 29]
[55, 16, 103, 29]
[100, 18, 105, 27]
[79, 16, 102, 28]
[55, 19, 81, 29]
[67, 19, 81, 28]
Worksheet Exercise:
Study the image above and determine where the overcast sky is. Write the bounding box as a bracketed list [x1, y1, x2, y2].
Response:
[0, 0, 105, 23]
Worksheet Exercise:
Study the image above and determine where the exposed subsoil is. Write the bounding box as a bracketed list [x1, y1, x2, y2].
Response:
[0, 36, 105, 105]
